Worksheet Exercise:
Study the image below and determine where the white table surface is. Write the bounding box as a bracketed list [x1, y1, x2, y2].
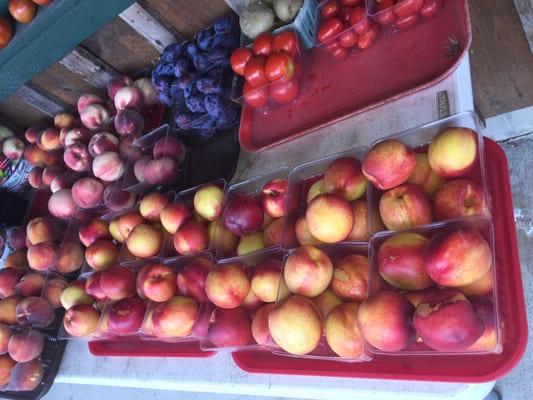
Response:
[51, 56, 495, 400]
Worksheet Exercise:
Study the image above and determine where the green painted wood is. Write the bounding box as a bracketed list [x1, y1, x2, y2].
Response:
[0, 0, 135, 102]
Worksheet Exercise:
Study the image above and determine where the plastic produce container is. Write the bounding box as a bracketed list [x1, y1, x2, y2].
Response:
[367, 0, 444, 32]
[215, 166, 290, 260]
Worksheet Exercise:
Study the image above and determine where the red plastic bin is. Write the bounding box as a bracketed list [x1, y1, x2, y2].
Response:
[231, 138, 528, 382]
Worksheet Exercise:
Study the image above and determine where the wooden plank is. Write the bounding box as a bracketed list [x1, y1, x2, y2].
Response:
[58, 47, 117, 89]
[14, 84, 65, 117]
[119, 3, 180, 53]
[0, 0, 135, 101]
[82, 18, 160, 76]
[140, 0, 230, 38]
[513, 0, 533, 53]
[469, 0, 533, 118]
[0, 94, 51, 127]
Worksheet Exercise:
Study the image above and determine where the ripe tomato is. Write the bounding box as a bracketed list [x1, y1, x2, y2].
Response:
[341, 0, 363, 5]
[395, 13, 419, 29]
[331, 46, 349, 60]
[0, 16, 13, 49]
[253, 32, 274, 56]
[394, 0, 424, 17]
[321, 0, 340, 19]
[8, 0, 36, 24]
[243, 82, 268, 109]
[265, 51, 295, 82]
[420, 0, 442, 18]
[273, 30, 298, 55]
[338, 6, 353, 23]
[318, 17, 344, 43]
[269, 79, 299, 104]
[230, 47, 253, 76]
[244, 56, 270, 87]
[377, 0, 395, 25]
[339, 29, 358, 48]
[349, 6, 371, 34]
[358, 23, 378, 49]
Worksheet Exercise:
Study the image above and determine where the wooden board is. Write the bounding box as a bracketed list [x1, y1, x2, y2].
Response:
[0, 94, 51, 128]
[513, 0, 533, 53]
[469, 0, 533, 118]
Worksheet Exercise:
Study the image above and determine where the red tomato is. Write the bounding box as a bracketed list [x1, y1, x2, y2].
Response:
[339, 29, 358, 48]
[269, 79, 299, 104]
[349, 6, 371, 34]
[377, 0, 395, 25]
[244, 56, 270, 87]
[253, 32, 274, 56]
[394, 0, 424, 17]
[273, 30, 298, 55]
[341, 0, 363, 5]
[338, 6, 353, 22]
[265, 51, 295, 82]
[243, 82, 268, 109]
[321, 0, 340, 18]
[358, 23, 378, 49]
[318, 17, 344, 43]
[230, 48, 253, 76]
[332, 46, 349, 60]
[420, 0, 442, 18]
[395, 13, 419, 29]
[325, 39, 340, 53]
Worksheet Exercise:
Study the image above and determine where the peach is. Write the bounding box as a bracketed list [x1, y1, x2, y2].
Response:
[261, 212, 273, 230]
[377, 232, 432, 290]
[458, 269, 493, 296]
[103, 185, 136, 211]
[262, 218, 283, 247]
[426, 228, 492, 287]
[223, 194, 264, 236]
[251, 303, 275, 345]
[137, 263, 176, 302]
[348, 200, 368, 240]
[468, 296, 498, 351]
[117, 212, 145, 240]
[42, 278, 68, 308]
[28, 167, 46, 189]
[23, 145, 46, 166]
[24, 126, 40, 143]
[294, 215, 321, 246]
[133, 155, 151, 182]
[39, 128, 61, 150]
[237, 232, 264, 256]
[108, 219, 124, 243]
[27, 241, 58, 271]
[358, 291, 415, 351]
[80, 104, 110, 130]
[63, 143, 91, 172]
[160, 203, 192, 234]
[50, 173, 78, 193]
[407, 153, 443, 197]
[174, 220, 208, 255]
[434, 179, 486, 221]
[118, 135, 142, 160]
[77, 94, 103, 114]
[324, 157, 368, 201]
[242, 289, 264, 310]
[144, 157, 179, 185]
[0, 296, 22, 325]
[152, 296, 198, 338]
[152, 136, 186, 162]
[250, 259, 283, 303]
[41, 165, 64, 187]
[43, 149, 62, 167]
[56, 239, 83, 274]
[92, 152, 125, 182]
[126, 224, 163, 259]
[261, 178, 289, 218]
[307, 178, 326, 204]
[284, 245, 333, 297]
[88, 132, 119, 157]
[193, 184, 224, 222]
[402, 288, 435, 308]
[207, 307, 254, 347]
[27, 217, 57, 245]
[306, 194, 354, 243]
[85, 240, 119, 271]
[100, 266, 137, 300]
[134, 77, 158, 106]
[428, 127, 478, 178]
[379, 183, 433, 231]
[15, 297, 55, 327]
[2, 137, 24, 159]
[107, 75, 133, 99]
[0, 268, 24, 299]
[208, 221, 238, 256]
[114, 109, 144, 136]
[139, 193, 170, 222]
[268, 295, 322, 355]
[414, 289, 484, 351]
[64, 128, 92, 147]
[63, 304, 101, 337]
[60, 281, 93, 309]
[78, 218, 110, 247]
[9, 358, 44, 391]
[331, 254, 369, 302]
[0, 324, 11, 354]
[205, 262, 250, 309]
[71, 177, 104, 208]
[0, 354, 15, 386]
[59, 127, 69, 146]
[362, 139, 416, 190]
[5, 251, 28, 270]
[114, 86, 143, 111]
[85, 272, 106, 301]
[8, 329, 43, 362]
[176, 257, 212, 302]
[326, 303, 365, 358]
[15, 273, 44, 298]
[312, 289, 343, 318]
[54, 112, 77, 129]
[106, 297, 146, 335]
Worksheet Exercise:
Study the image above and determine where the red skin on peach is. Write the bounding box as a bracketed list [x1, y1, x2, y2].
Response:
[357, 291, 415, 352]
[126, 224, 163, 259]
[160, 203, 192, 234]
[14, 273, 44, 298]
[71, 177, 104, 209]
[251, 303, 275, 345]
[8, 329, 44, 362]
[261, 178, 289, 218]
[413, 289, 484, 351]
[362, 139, 416, 190]
[379, 183, 433, 231]
[331, 254, 369, 302]
[63, 304, 101, 337]
[103, 185, 136, 211]
[250, 259, 283, 303]
[434, 179, 486, 221]
[144, 157, 179, 185]
[48, 189, 77, 219]
[137, 263, 176, 302]
[24, 145, 46, 167]
[177, 258, 212, 302]
[107, 75, 133, 99]
[100, 266, 137, 301]
[283, 245, 333, 297]
[174, 220, 209, 255]
[85, 240, 119, 271]
[106, 297, 146, 335]
[205, 263, 250, 309]
[78, 218, 111, 247]
[26, 217, 57, 245]
[152, 136, 186, 162]
[151, 296, 198, 338]
[262, 218, 283, 247]
[139, 193, 170, 222]
[325, 302, 365, 358]
[85, 271, 106, 301]
[377, 232, 433, 291]
[9, 359, 44, 391]
[207, 307, 254, 348]
[63, 143, 91, 172]
[223, 194, 264, 236]
[425, 228, 492, 287]
[427, 128, 478, 178]
[306, 194, 354, 243]
[407, 153, 443, 197]
[468, 296, 498, 351]
[27, 241, 58, 271]
[324, 157, 368, 201]
[0, 268, 24, 299]
[16, 297, 55, 327]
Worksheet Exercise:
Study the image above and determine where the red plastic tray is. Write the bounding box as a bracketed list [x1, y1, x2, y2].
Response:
[239, 0, 471, 151]
[89, 336, 215, 358]
[232, 138, 528, 383]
